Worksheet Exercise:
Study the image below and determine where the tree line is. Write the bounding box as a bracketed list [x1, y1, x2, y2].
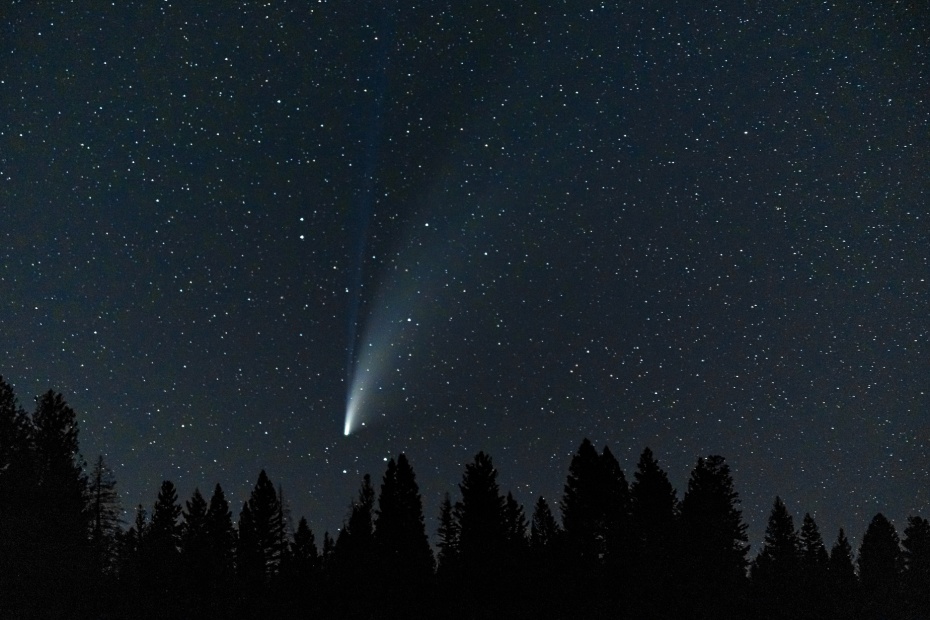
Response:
[1, 380, 928, 619]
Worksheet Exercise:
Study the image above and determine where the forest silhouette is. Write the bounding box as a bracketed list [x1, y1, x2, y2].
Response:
[1, 379, 928, 619]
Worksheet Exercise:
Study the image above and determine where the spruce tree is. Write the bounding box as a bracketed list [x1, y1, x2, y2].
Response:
[87, 454, 122, 576]
[374, 454, 434, 579]
[181, 487, 210, 603]
[205, 483, 236, 591]
[560, 438, 605, 563]
[750, 497, 801, 619]
[798, 513, 830, 616]
[530, 496, 561, 552]
[630, 446, 679, 615]
[902, 515, 930, 617]
[239, 470, 288, 585]
[31, 391, 90, 613]
[858, 513, 903, 619]
[679, 455, 749, 619]
[374, 454, 434, 615]
[827, 528, 858, 619]
[149, 480, 183, 594]
[454, 451, 508, 616]
[0, 378, 34, 616]
[436, 492, 460, 575]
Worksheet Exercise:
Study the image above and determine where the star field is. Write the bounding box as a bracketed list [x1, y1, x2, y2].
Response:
[2, 2, 927, 549]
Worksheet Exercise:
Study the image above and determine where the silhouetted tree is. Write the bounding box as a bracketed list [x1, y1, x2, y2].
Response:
[181, 487, 210, 606]
[599, 445, 633, 570]
[827, 527, 858, 619]
[630, 446, 679, 617]
[797, 513, 830, 617]
[373, 454, 434, 616]
[561, 438, 606, 564]
[750, 497, 801, 619]
[326, 474, 377, 616]
[436, 492, 460, 576]
[530, 496, 561, 551]
[454, 451, 508, 615]
[902, 515, 930, 617]
[31, 390, 90, 614]
[530, 496, 566, 616]
[679, 455, 749, 620]
[858, 513, 903, 619]
[87, 454, 122, 576]
[290, 516, 318, 579]
[149, 480, 183, 595]
[0, 378, 35, 616]
[239, 470, 288, 587]
[205, 483, 236, 593]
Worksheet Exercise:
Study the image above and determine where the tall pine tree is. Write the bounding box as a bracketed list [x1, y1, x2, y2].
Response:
[679, 455, 749, 620]
[902, 515, 930, 617]
[858, 513, 903, 620]
[750, 497, 802, 619]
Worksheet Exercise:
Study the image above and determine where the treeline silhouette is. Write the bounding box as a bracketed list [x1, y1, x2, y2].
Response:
[1, 380, 928, 619]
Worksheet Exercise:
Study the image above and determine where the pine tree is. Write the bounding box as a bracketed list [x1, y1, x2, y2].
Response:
[0, 378, 35, 616]
[31, 390, 90, 612]
[798, 513, 830, 616]
[149, 480, 183, 594]
[374, 454, 434, 615]
[453, 451, 508, 616]
[561, 438, 605, 563]
[503, 492, 528, 550]
[239, 470, 288, 586]
[902, 515, 930, 617]
[205, 483, 236, 591]
[750, 497, 801, 619]
[329, 474, 377, 617]
[530, 496, 561, 552]
[436, 492, 460, 574]
[858, 513, 903, 619]
[374, 454, 434, 578]
[599, 445, 632, 568]
[291, 516, 319, 579]
[456, 451, 506, 567]
[87, 454, 122, 576]
[181, 487, 210, 603]
[679, 455, 749, 619]
[630, 446, 679, 615]
[827, 528, 858, 619]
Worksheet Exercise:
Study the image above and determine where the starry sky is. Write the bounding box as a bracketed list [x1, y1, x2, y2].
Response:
[2, 2, 928, 549]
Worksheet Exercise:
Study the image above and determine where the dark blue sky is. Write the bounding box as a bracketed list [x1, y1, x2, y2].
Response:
[2, 1, 927, 550]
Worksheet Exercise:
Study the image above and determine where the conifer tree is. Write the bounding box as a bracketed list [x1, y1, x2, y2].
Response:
[374, 454, 434, 615]
[902, 515, 930, 617]
[456, 451, 507, 566]
[827, 527, 858, 619]
[530, 496, 561, 552]
[149, 480, 183, 593]
[858, 513, 903, 619]
[630, 446, 679, 615]
[561, 438, 605, 563]
[436, 492, 460, 574]
[291, 516, 319, 578]
[750, 497, 801, 619]
[599, 445, 632, 567]
[205, 483, 236, 589]
[798, 513, 830, 616]
[679, 455, 749, 619]
[330, 474, 377, 617]
[239, 470, 288, 585]
[31, 391, 90, 612]
[0, 378, 34, 616]
[374, 454, 434, 580]
[87, 454, 122, 576]
[181, 487, 210, 602]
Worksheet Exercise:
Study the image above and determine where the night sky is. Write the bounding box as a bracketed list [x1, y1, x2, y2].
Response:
[2, 2, 928, 550]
